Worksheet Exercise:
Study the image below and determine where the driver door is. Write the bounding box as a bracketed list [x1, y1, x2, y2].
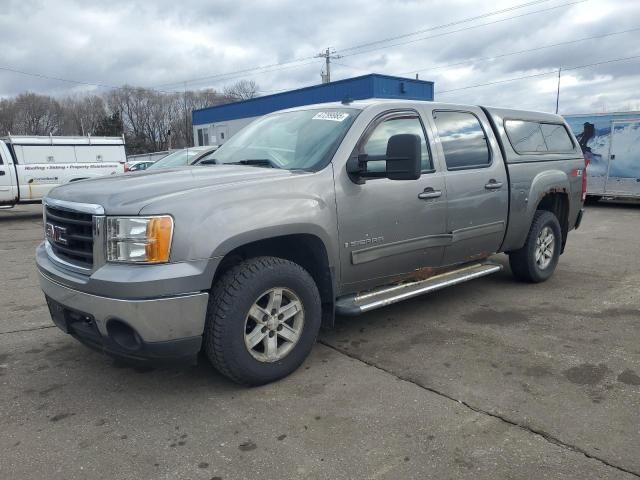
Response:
[0, 145, 17, 204]
[335, 110, 448, 292]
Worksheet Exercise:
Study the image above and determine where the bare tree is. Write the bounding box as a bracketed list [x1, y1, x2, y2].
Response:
[0, 81, 252, 152]
[13, 93, 63, 135]
[0, 98, 16, 135]
[60, 95, 107, 135]
[223, 80, 259, 101]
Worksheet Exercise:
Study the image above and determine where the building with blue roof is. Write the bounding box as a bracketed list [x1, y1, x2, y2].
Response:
[192, 74, 434, 146]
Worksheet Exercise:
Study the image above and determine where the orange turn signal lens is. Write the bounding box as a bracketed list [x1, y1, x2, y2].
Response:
[145, 216, 174, 263]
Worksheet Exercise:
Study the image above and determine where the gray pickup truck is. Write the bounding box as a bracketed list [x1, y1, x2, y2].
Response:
[37, 100, 586, 385]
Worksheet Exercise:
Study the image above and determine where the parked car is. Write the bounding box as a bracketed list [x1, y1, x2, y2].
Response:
[0, 135, 125, 208]
[125, 160, 155, 172]
[145, 146, 218, 170]
[37, 100, 585, 385]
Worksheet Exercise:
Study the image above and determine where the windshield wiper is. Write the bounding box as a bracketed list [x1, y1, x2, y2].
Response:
[228, 159, 279, 168]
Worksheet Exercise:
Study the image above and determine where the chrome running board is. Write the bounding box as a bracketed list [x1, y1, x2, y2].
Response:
[335, 262, 502, 316]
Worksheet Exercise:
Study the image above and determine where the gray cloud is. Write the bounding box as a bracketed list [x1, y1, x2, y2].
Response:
[0, 0, 638, 113]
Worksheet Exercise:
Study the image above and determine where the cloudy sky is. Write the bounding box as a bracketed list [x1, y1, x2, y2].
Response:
[0, 0, 638, 114]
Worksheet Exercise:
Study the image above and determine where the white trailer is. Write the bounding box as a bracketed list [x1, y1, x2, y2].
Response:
[0, 135, 125, 208]
[565, 112, 640, 199]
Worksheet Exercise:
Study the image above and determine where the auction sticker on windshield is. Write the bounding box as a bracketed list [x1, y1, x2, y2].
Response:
[313, 112, 350, 122]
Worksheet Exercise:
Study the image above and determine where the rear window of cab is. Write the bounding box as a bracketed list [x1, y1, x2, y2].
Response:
[504, 120, 574, 154]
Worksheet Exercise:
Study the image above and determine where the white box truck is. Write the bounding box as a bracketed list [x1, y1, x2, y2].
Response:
[0, 135, 126, 208]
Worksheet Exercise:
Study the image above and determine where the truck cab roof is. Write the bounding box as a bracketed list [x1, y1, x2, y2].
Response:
[278, 98, 564, 120]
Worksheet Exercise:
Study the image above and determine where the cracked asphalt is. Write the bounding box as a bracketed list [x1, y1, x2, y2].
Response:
[1, 201, 639, 480]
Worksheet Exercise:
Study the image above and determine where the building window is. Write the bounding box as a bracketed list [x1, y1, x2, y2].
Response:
[197, 129, 204, 146]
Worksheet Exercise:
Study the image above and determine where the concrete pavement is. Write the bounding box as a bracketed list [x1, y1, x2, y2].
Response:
[1, 202, 638, 479]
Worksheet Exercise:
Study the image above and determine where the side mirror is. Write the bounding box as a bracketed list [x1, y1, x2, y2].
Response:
[385, 134, 421, 180]
[347, 134, 422, 183]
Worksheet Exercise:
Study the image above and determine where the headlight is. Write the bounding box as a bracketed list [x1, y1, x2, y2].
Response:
[106, 216, 173, 263]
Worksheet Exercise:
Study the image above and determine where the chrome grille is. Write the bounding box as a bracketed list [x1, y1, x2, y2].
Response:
[45, 205, 94, 269]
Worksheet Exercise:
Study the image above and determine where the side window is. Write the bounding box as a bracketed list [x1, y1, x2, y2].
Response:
[362, 116, 432, 173]
[504, 120, 547, 153]
[433, 111, 490, 170]
[540, 123, 574, 152]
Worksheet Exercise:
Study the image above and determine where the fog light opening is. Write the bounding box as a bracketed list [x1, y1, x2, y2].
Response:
[107, 320, 143, 351]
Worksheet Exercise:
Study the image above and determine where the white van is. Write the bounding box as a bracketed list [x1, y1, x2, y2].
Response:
[0, 135, 125, 208]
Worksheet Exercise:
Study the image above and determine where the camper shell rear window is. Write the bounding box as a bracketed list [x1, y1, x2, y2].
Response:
[504, 120, 575, 155]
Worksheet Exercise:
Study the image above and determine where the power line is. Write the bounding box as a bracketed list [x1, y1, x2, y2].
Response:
[151, 0, 577, 89]
[0, 0, 585, 93]
[338, 0, 555, 53]
[396, 26, 640, 76]
[333, 26, 640, 78]
[436, 54, 640, 94]
[0, 0, 600, 96]
[0, 66, 127, 92]
[340, 0, 587, 59]
[163, 59, 322, 92]
[0, 65, 184, 94]
[153, 57, 317, 89]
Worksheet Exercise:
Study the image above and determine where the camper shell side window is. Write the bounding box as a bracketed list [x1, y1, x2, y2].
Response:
[504, 119, 575, 155]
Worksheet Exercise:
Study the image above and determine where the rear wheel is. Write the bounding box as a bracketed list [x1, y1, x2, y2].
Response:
[509, 210, 561, 283]
[204, 256, 321, 385]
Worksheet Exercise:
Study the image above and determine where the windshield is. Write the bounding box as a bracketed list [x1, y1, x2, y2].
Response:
[208, 108, 359, 171]
[148, 149, 204, 169]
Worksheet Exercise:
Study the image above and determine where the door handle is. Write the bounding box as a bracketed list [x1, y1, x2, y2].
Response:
[0, 171, 5, 176]
[610, 154, 616, 160]
[485, 180, 503, 190]
[418, 187, 442, 200]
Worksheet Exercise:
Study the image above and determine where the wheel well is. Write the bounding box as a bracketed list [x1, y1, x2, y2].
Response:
[213, 234, 335, 327]
[536, 192, 569, 252]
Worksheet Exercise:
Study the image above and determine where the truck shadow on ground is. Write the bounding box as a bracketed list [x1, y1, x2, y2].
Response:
[585, 198, 640, 210]
[0, 209, 43, 223]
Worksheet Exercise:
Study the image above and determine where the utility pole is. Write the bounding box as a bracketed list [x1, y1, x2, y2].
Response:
[555, 67, 562, 114]
[184, 82, 189, 147]
[315, 47, 342, 83]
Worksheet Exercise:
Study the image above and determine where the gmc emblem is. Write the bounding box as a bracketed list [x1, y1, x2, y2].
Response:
[45, 223, 68, 246]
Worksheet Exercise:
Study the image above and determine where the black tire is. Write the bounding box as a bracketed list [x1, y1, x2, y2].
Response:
[509, 210, 562, 283]
[204, 256, 321, 386]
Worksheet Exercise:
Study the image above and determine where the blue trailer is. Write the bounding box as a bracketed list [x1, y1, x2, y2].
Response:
[565, 112, 640, 198]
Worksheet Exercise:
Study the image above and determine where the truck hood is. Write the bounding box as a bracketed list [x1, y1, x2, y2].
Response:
[46, 166, 303, 214]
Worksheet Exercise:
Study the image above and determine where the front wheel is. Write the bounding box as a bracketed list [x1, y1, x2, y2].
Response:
[509, 210, 562, 283]
[204, 256, 321, 385]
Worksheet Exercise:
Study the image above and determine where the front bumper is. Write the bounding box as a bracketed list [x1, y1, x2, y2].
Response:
[39, 272, 209, 363]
